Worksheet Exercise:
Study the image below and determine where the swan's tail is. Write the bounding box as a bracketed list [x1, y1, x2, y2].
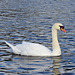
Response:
[4, 41, 14, 48]
[4, 40, 20, 54]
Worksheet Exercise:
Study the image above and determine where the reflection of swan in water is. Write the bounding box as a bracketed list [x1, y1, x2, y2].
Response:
[8, 55, 61, 74]
[5, 23, 66, 56]
[52, 56, 61, 75]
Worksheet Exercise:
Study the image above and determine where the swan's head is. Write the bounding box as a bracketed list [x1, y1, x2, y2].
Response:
[53, 23, 66, 32]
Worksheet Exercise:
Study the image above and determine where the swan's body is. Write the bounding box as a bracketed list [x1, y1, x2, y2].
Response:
[5, 23, 66, 56]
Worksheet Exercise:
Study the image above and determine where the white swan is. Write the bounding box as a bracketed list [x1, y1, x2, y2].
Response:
[5, 23, 66, 56]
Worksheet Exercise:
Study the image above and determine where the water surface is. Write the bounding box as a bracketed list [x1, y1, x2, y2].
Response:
[0, 0, 75, 75]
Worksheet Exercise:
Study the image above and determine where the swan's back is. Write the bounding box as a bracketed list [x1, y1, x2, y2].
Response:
[14, 41, 51, 56]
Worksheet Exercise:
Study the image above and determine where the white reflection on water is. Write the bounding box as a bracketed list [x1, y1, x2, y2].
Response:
[0, 54, 62, 75]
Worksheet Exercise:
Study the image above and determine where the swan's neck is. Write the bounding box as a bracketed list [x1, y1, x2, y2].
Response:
[52, 27, 61, 56]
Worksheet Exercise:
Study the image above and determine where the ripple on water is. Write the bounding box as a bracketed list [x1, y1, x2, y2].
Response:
[63, 65, 75, 72]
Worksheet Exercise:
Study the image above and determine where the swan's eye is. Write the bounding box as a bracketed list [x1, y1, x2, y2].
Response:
[59, 26, 64, 29]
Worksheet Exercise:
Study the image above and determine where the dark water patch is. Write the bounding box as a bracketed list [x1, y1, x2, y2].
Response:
[0, 51, 11, 57]
[18, 67, 35, 70]
[63, 65, 75, 71]
[62, 73, 75, 75]
[38, 71, 51, 74]
[0, 73, 5, 75]
[44, 17, 53, 19]
[63, 65, 75, 68]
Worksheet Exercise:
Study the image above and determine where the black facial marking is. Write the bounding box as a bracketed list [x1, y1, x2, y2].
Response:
[59, 26, 64, 29]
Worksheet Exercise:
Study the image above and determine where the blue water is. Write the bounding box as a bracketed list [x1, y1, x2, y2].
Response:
[0, 0, 75, 75]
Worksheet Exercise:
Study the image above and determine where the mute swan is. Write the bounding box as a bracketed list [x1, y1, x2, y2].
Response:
[5, 23, 66, 56]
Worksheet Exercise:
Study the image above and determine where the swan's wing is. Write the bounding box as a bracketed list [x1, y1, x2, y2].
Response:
[5, 41, 51, 56]
[15, 41, 51, 56]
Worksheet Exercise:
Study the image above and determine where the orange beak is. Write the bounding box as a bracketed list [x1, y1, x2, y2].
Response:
[60, 28, 66, 32]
